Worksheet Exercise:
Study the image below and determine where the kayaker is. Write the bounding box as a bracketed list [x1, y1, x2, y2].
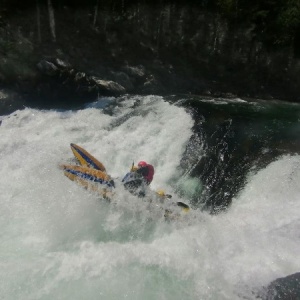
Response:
[135, 161, 154, 185]
[122, 161, 154, 196]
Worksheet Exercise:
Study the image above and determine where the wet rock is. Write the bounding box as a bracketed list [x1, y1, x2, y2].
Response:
[0, 88, 25, 115]
[90, 77, 126, 94]
[140, 74, 165, 94]
[37, 60, 58, 76]
[55, 58, 71, 69]
[74, 72, 86, 82]
[32, 58, 127, 107]
[122, 65, 146, 78]
[263, 272, 300, 300]
[111, 71, 134, 91]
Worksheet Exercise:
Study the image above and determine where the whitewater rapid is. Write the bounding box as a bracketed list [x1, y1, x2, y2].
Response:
[0, 95, 299, 299]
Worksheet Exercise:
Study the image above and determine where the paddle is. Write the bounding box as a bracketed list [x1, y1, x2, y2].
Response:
[177, 201, 190, 211]
[156, 190, 190, 211]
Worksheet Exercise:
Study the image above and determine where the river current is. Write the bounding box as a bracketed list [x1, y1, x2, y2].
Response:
[0, 95, 299, 299]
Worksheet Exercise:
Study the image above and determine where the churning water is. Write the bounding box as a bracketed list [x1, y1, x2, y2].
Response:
[0, 95, 299, 299]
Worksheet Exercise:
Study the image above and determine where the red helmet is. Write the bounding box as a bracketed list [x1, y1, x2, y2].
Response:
[138, 161, 147, 167]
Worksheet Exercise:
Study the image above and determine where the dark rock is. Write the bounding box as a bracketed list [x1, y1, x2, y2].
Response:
[74, 72, 86, 82]
[140, 74, 165, 94]
[263, 272, 300, 300]
[90, 77, 126, 94]
[24, 58, 128, 109]
[55, 58, 71, 69]
[122, 65, 146, 79]
[37, 60, 58, 76]
[0, 89, 25, 115]
[110, 71, 134, 91]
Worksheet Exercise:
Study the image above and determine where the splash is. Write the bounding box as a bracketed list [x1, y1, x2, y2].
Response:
[0, 95, 299, 300]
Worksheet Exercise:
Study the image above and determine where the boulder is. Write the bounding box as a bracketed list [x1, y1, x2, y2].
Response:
[262, 272, 300, 299]
[37, 60, 58, 76]
[91, 77, 126, 94]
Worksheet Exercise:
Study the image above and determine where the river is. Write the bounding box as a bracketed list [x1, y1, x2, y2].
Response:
[0, 95, 299, 299]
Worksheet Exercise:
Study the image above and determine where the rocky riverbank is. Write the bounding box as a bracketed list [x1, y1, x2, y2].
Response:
[1, 1, 300, 115]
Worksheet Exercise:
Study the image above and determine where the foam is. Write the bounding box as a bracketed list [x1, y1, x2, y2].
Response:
[0, 96, 299, 300]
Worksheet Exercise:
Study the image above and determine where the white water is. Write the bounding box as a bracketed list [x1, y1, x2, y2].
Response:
[0, 95, 299, 299]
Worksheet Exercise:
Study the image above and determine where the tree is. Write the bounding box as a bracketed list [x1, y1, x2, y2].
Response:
[36, 0, 41, 42]
[48, 0, 56, 42]
[93, 0, 99, 28]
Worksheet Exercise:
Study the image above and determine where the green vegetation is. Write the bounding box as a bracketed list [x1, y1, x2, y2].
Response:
[1, 0, 299, 54]
[0, 0, 299, 101]
[216, 0, 300, 53]
[0, 28, 36, 83]
[278, 0, 300, 43]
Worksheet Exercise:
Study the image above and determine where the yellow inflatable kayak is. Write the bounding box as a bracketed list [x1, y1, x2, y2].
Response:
[60, 144, 190, 213]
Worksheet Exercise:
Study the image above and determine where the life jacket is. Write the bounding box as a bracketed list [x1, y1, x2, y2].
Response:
[128, 163, 155, 185]
[142, 164, 154, 184]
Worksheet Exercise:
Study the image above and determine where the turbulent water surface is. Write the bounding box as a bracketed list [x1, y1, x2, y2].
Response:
[0, 95, 300, 300]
